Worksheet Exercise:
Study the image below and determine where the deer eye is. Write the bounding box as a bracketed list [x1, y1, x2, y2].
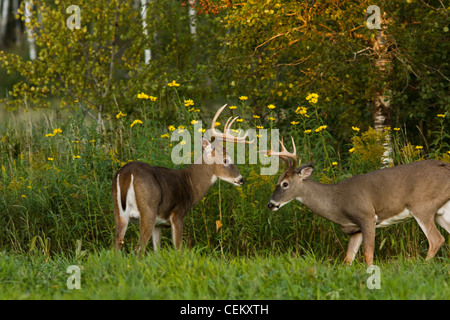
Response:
[282, 182, 289, 188]
[223, 158, 229, 165]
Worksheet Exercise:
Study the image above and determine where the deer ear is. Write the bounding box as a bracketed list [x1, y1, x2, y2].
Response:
[295, 164, 314, 179]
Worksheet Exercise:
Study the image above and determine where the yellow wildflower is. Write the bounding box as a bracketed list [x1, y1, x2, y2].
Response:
[267, 104, 276, 109]
[239, 96, 248, 101]
[149, 96, 158, 101]
[349, 148, 355, 153]
[48, 157, 54, 161]
[180, 140, 187, 145]
[415, 145, 423, 150]
[304, 129, 312, 134]
[393, 127, 401, 131]
[116, 111, 127, 119]
[437, 114, 446, 118]
[291, 121, 299, 125]
[352, 126, 360, 132]
[256, 125, 264, 129]
[137, 92, 149, 99]
[332, 162, 338, 166]
[45, 128, 62, 137]
[130, 119, 143, 128]
[253, 115, 260, 119]
[214, 122, 221, 127]
[168, 80, 180, 87]
[229, 106, 237, 110]
[191, 119, 199, 125]
[315, 125, 327, 132]
[236, 119, 244, 122]
[73, 155, 81, 159]
[161, 133, 170, 138]
[184, 99, 194, 107]
[306, 93, 319, 104]
[168, 125, 176, 131]
[268, 117, 275, 121]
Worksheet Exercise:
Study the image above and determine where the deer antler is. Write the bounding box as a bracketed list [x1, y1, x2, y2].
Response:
[210, 104, 254, 144]
[259, 136, 298, 171]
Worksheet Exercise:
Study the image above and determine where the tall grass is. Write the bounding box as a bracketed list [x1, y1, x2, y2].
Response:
[1, 248, 449, 299]
[0, 94, 449, 263]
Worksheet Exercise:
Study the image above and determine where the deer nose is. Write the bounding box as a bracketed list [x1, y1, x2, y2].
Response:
[267, 201, 279, 210]
[238, 177, 245, 185]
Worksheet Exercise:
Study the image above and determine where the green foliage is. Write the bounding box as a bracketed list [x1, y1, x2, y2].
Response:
[350, 127, 387, 172]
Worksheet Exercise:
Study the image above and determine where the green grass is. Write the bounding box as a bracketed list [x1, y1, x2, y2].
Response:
[0, 248, 448, 300]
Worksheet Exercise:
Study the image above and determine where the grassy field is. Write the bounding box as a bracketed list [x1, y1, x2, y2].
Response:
[0, 99, 449, 301]
[1, 248, 449, 300]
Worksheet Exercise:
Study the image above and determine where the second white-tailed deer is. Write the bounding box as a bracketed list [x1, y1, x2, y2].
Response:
[260, 138, 450, 265]
[112, 104, 252, 253]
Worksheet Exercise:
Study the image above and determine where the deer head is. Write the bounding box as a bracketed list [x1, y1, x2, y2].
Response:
[259, 136, 314, 210]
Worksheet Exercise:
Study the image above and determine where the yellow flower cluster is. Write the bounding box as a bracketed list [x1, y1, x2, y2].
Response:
[184, 99, 194, 107]
[306, 93, 319, 104]
[137, 92, 157, 101]
[168, 80, 180, 87]
[437, 114, 446, 118]
[116, 111, 127, 119]
[130, 119, 143, 128]
[315, 125, 327, 133]
[45, 128, 62, 137]
[295, 106, 309, 117]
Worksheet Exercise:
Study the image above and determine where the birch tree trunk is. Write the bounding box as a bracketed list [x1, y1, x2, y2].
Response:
[140, 0, 151, 64]
[0, 0, 10, 48]
[188, 0, 197, 38]
[372, 12, 393, 167]
[24, 0, 36, 60]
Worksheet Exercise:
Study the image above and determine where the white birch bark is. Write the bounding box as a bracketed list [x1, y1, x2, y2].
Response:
[372, 13, 393, 167]
[0, 0, 10, 47]
[24, 0, 36, 60]
[140, 0, 151, 64]
[188, 0, 197, 38]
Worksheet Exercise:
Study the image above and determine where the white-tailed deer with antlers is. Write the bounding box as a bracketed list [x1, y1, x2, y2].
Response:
[260, 137, 450, 265]
[112, 104, 253, 253]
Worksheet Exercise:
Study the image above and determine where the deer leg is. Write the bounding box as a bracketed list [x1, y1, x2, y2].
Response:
[152, 227, 162, 251]
[170, 213, 184, 250]
[115, 215, 129, 250]
[413, 212, 445, 260]
[361, 224, 376, 266]
[135, 207, 156, 256]
[344, 232, 363, 265]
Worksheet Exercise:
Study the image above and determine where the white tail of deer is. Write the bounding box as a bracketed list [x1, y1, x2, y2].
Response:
[261, 137, 450, 265]
[112, 104, 252, 253]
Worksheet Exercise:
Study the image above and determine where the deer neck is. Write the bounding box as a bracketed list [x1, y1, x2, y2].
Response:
[297, 179, 342, 225]
[183, 160, 217, 205]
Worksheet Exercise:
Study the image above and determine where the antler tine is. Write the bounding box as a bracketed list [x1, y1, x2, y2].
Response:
[209, 104, 254, 144]
[258, 136, 298, 170]
[210, 103, 228, 137]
